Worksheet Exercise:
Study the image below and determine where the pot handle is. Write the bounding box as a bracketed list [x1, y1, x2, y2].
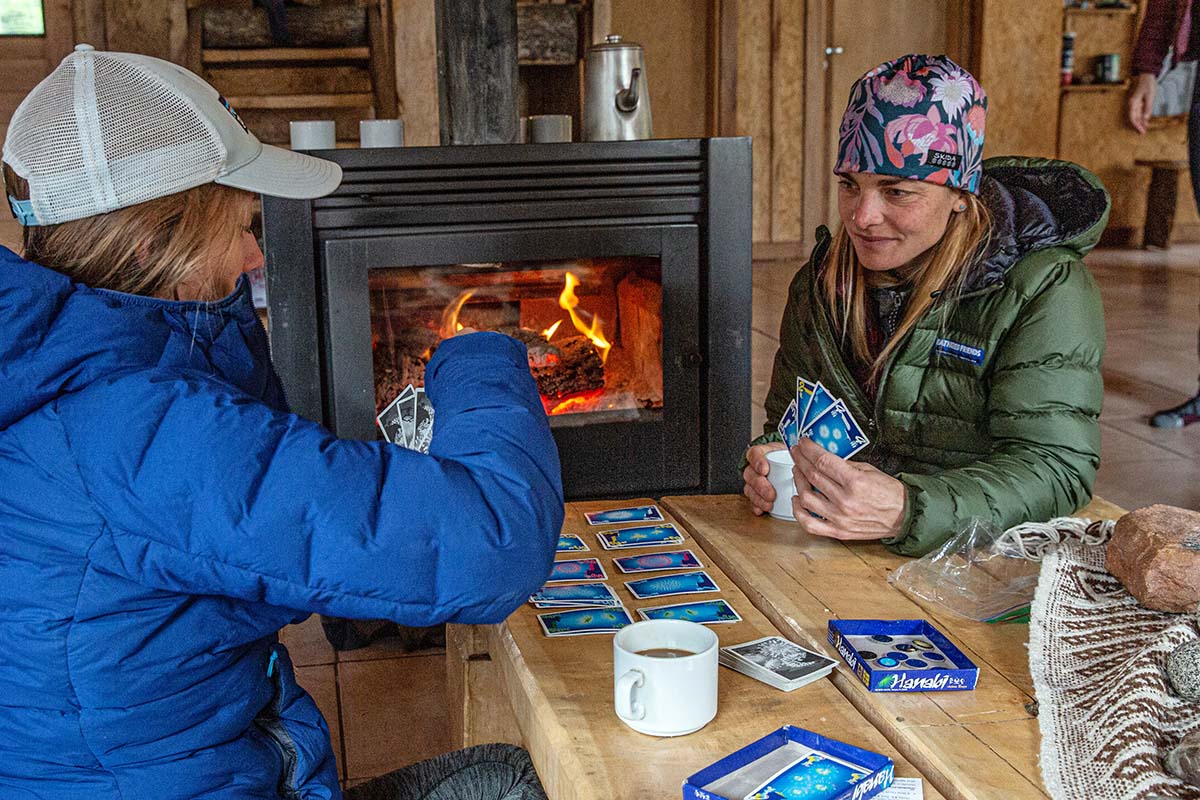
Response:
[616, 68, 641, 113]
[615, 668, 645, 720]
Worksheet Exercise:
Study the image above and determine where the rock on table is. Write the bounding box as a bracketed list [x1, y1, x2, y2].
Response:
[1106, 504, 1200, 614]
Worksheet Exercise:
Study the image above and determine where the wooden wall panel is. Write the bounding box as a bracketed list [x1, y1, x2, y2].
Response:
[977, 0, 1059, 159]
[608, 0, 709, 139]
[736, 0, 772, 244]
[104, 0, 175, 59]
[770, 0, 804, 243]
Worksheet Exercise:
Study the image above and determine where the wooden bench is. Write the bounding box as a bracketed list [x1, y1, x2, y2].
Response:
[1135, 158, 1190, 249]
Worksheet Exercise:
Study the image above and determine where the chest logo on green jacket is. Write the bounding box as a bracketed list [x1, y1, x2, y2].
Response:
[934, 337, 985, 365]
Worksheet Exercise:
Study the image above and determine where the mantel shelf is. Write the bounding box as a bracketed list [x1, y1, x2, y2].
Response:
[1061, 80, 1131, 92]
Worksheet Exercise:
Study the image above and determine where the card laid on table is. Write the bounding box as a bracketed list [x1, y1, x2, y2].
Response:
[596, 523, 684, 550]
[624, 570, 718, 600]
[546, 558, 607, 583]
[537, 606, 634, 637]
[584, 505, 665, 526]
[637, 598, 741, 625]
[529, 582, 620, 608]
[613, 549, 703, 573]
[556, 533, 589, 553]
[802, 400, 870, 459]
[722, 636, 837, 685]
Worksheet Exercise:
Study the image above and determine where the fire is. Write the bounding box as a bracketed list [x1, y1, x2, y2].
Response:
[440, 289, 474, 339]
[557, 272, 612, 364]
[545, 388, 604, 415]
[542, 320, 563, 339]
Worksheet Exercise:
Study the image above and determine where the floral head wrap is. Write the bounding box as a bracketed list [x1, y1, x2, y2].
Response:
[835, 54, 987, 194]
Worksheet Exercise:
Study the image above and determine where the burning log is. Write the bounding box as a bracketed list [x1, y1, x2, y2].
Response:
[498, 327, 605, 398]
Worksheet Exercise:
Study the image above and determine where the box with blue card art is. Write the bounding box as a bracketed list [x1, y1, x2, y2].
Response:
[683, 725, 894, 800]
[827, 620, 978, 692]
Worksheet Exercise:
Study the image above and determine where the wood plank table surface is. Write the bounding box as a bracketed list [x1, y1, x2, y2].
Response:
[659, 494, 1127, 800]
[447, 498, 949, 800]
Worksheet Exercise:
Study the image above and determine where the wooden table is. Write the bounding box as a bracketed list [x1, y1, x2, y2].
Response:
[447, 499, 948, 800]
[658, 494, 1126, 800]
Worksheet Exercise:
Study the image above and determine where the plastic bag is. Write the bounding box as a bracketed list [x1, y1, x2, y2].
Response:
[887, 518, 1040, 623]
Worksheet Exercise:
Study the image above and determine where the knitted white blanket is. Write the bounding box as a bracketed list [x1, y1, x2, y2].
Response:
[1029, 541, 1200, 800]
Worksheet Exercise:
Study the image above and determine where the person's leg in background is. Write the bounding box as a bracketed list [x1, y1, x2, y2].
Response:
[344, 744, 548, 800]
[1153, 64, 1200, 427]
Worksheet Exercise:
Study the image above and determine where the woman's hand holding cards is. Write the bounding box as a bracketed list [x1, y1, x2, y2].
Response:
[742, 443, 787, 516]
[790, 438, 905, 541]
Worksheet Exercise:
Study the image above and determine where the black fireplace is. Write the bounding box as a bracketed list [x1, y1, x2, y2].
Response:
[261, 137, 751, 499]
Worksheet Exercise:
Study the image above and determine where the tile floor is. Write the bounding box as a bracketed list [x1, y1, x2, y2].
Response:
[294, 243, 1200, 786]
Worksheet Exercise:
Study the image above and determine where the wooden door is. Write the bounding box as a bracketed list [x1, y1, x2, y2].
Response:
[0, 0, 74, 251]
[817, 0, 949, 230]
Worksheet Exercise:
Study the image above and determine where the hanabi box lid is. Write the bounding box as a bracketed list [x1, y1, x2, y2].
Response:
[683, 725, 894, 800]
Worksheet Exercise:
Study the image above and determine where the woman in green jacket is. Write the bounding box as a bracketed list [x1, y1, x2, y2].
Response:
[742, 54, 1108, 557]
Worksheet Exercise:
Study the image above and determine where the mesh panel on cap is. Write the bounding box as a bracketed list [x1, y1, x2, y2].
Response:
[3, 50, 225, 225]
[93, 54, 224, 210]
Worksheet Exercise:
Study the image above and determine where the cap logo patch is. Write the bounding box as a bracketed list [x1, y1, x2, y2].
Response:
[926, 149, 961, 170]
[218, 95, 250, 134]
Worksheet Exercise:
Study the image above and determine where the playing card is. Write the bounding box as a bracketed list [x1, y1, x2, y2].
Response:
[375, 385, 415, 446]
[799, 381, 837, 435]
[801, 401, 870, 459]
[411, 388, 434, 453]
[556, 534, 589, 553]
[545, 558, 607, 583]
[723, 636, 837, 682]
[777, 399, 799, 448]
[795, 377, 816, 432]
[624, 570, 718, 600]
[584, 505, 666, 526]
[529, 582, 620, 608]
[745, 752, 871, 800]
[613, 549, 703, 573]
[596, 523, 684, 550]
[537, 606, 634, 637]
[637, 598, 741, 624]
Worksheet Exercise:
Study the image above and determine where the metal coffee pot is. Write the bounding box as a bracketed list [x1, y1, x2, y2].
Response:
[583, 34, 653, 141]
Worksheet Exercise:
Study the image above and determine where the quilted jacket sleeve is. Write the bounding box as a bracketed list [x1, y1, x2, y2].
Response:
[60, 332, 564, 625]
[887, 256, 1104, 556]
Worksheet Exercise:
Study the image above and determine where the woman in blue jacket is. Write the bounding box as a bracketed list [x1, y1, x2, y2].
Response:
[0, 46, 562, 799]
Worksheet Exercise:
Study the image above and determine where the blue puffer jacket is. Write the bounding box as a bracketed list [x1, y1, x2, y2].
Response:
[0, 246, 564, 799]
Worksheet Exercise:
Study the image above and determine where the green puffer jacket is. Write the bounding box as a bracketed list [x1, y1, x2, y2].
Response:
[755, 157, 1109, 556]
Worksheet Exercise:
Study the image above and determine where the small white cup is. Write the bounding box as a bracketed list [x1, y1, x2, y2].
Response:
[613, 619, 718, 737]
[766, 449, 797, 521]
[360, 118, 404, 148]
[289, 120, 336, 150]
[527, 114, 573, 143]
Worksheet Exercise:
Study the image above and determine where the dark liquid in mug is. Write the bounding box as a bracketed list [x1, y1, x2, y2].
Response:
[635, 648, 695, 658]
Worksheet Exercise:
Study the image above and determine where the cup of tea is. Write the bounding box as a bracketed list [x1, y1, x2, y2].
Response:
[359, 118, 404, 148]
[289, 120, 336, 151]
[612, 618, 718, 736]
[765, 448, 797, 521]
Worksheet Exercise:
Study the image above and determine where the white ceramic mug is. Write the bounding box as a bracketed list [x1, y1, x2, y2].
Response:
[766, 449, 797, 521]
[360, 118, 404, 148]
[289, 120, 336, 150]
[527, 114, 573, 143]
[612, 619, 717, 737]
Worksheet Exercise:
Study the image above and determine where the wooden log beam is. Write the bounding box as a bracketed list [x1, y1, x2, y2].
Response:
[435, 0, 519, 145]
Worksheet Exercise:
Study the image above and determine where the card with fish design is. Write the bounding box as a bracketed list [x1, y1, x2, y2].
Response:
[596, 523, 685, 550]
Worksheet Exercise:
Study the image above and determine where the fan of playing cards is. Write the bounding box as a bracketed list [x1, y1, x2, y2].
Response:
[777, 377, 870, 459]
[376, 384, 435, 453]
[718, 636, 837, 693]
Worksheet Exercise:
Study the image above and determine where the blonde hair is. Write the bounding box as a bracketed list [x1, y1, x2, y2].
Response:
[820, 191, 992, 383]
[4, 162, 255, 301]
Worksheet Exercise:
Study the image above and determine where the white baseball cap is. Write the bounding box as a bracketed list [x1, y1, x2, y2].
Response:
[3, 44, 342, 226]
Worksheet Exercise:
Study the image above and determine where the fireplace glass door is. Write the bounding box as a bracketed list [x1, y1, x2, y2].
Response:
[322, 225, 701, 497]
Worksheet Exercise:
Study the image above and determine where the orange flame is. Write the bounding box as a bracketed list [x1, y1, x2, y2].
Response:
[440, 289, 475, 339]
[542, 320, 563, 340]
[559, 272, 611, 364]
[546, 388, 604, 415]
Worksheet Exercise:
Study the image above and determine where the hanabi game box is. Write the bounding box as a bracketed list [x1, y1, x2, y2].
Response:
[683, 725, 894, 800]
[827, 619, 979, 693]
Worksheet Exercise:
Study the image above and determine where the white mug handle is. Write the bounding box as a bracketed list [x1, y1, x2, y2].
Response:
[615, 668, 645, 721]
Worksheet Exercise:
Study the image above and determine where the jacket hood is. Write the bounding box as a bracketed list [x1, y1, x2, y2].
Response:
[967, 156, 1111, 292]
[0, 246, 274, 430]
